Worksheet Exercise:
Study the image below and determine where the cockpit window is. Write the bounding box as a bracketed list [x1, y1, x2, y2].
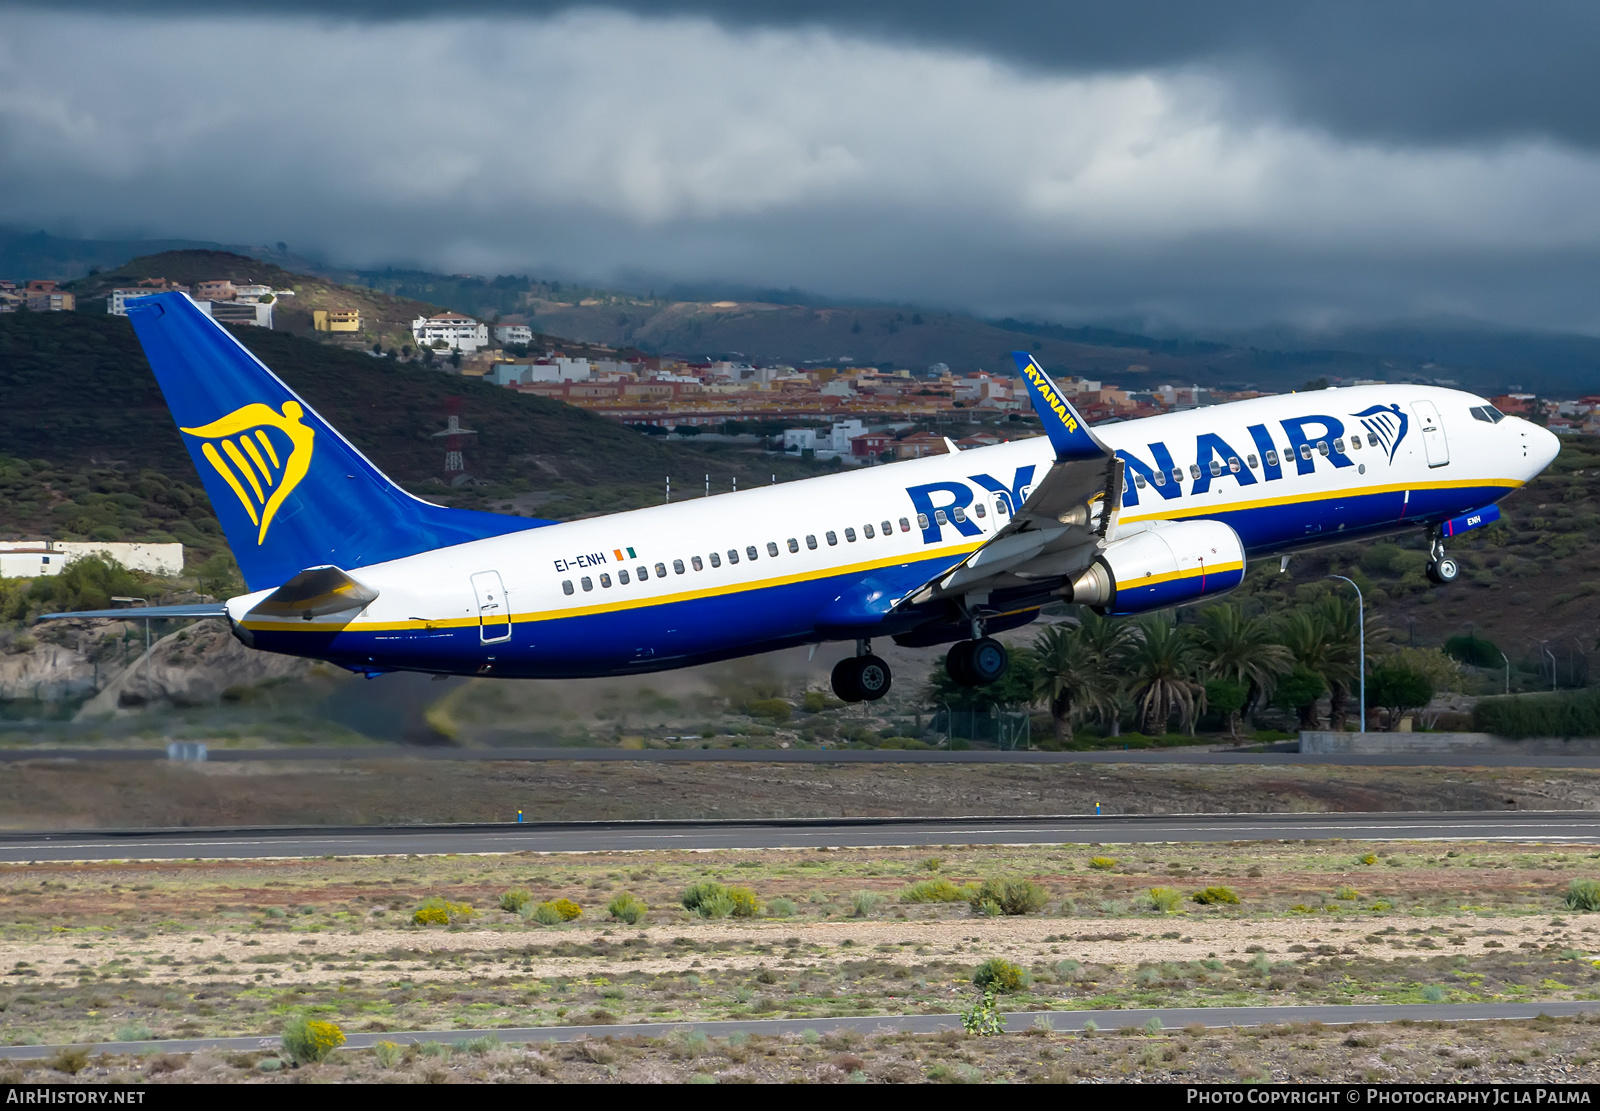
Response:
[1471, 404, 1507, 424]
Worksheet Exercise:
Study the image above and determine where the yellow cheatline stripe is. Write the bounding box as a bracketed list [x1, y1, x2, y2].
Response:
[240, 435, 275, 487]
[240, 541, 988, 633]
[222, 438, 265, 504]
[1122, 560, 1245, 589]
[1119, 476, 1518, 525]
[200, 442, 259, 527]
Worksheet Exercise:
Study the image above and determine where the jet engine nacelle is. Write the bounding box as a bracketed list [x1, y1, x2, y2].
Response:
[1066, 520, 1246, 616]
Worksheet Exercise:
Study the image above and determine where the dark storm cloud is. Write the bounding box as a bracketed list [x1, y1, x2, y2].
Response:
[5, 3, 1600, 333]
[27, 0, 1600, 148]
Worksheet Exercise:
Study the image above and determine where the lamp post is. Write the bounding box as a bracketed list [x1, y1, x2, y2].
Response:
[1327, 575, 1365, 733]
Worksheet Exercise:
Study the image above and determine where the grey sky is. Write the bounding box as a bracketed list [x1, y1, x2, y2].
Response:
[6, 2, 1600, 333]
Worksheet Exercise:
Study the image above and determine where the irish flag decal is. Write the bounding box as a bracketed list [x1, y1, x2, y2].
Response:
[613, 547, 637, 561]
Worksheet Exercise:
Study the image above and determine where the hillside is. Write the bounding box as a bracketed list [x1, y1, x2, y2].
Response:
[0, 312, 829, 563]
[62, 251, 623, 359]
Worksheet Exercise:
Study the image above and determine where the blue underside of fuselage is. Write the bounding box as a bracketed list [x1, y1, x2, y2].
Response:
[247, 480, 1508, 678]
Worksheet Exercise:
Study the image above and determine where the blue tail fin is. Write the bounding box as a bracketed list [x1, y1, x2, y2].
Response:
[127, 292, 549, 591]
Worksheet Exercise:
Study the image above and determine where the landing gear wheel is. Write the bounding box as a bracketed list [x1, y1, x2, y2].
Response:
[832, 655, 893, 702]
[967, 637, 1010, 685]
[946, 638, 1010, 687]
[1426, 557, 1460, 584]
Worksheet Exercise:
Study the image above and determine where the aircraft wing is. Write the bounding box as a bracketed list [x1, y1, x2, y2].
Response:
[906, 353, 1122, 604]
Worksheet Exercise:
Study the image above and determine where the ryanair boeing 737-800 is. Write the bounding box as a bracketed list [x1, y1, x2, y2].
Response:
[44, 292, 1561, 702]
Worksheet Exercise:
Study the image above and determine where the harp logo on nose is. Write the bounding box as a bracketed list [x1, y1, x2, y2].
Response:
[181, 401, 315, 544]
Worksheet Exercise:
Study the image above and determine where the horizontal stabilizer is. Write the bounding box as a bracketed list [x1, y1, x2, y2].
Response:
[245, 565, 378, 621]
[34, 603, 229, 623]
[1011, 352, 1108, 461]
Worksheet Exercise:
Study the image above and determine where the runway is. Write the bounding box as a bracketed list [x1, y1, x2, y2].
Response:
[5, 744, 1600, 767]
[2, 1000, 1597, 1060]
[2, 809, 1597, 862]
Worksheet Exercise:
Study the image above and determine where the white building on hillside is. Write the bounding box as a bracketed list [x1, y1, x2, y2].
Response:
[0, 541, 184, 579]
[494, 324, 533, 346]
[413, 313, 489, 352]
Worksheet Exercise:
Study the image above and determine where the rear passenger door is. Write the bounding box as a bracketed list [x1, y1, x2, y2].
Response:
[470, 570, 512, 644]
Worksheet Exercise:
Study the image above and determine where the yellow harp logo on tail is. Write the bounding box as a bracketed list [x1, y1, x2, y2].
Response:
[181, 401, 314, 545]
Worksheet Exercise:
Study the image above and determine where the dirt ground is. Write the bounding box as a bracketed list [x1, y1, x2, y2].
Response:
[0, 758, 1592, 829]
[7, 838, 1600, 1062]
[8, 1016, 1600, 1084]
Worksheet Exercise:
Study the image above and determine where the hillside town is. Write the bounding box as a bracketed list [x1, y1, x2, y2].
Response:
[7, 274, 1600, 459]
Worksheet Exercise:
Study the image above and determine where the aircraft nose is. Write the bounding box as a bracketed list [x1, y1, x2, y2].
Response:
[1526, 420, 1561, 476]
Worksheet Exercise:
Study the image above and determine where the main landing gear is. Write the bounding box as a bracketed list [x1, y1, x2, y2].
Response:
[946, 636, 1010, 687]
[1425, 533, 1460, 585]
[832, 640, 892, 703]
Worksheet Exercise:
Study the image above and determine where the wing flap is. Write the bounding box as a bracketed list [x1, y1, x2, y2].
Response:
[34, 603, 230, 623]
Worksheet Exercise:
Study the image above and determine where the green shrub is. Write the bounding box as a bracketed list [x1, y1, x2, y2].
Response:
[683, 881, 736, 919]
[1334, 886, 1360, 901]
[282, 1016, 345, 1064]
[114, 1022, 152, 1042]
[1444, 634, 1503, 669]
[961, 988, 1004, 1036]
[1190, 886, 1239, 906]
[1147, 887, 1183, 913]
[607, 892, 648, 925]
[901, 878, 967, 903]
[373, 1041, 402, 1068]
[1421, 985, 1447, 1003]
[1088, 857, 1117, 871]
[968, 878, 1048, 916]
[412, 896, 473, 926]
[48, 1047, 89, 1075]
[1567, 879, 1600, 912]
[972, 957, 1029, 992]
[727, 886, 761, 918]
[974, 898, 1002, 917]
[1474, 689, 1600, 739]
[746, 698, 792, 722]
[851, 892, 885, 917]
[767, 897, 797, 917]
[1359, 853, 1378, 866]
[499, 889, 532, 913]
[922, 857, 945, 872]
[526, 902, 563, 925]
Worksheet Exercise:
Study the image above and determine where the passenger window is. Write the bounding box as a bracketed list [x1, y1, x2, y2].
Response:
[618, 569, 631, 584]
[1266, 449, 1279, 467]
[826, 531, 838, 545]
[767, 542, 779, 557]
[1171, 468, 1184, 484]
[788, 538, 799, 553]
[599, 573, 612, 588]
[1367, 433, 1379, 446]
[933, 510, 947, 526]
[692, 555, 704, 571]
[1316, 440, 1329, 456]
[951, 507, 966, 524]
[1228, 456, 1240, 473]
[1208, 460, 1221, 477]
[581, 576, 593, 592]
[863, 523, 875, 539]
[1333, 438, 1345, 453]
[747, 545, 759, 560]
[673, 559, 685, 574]
[727, 549, 739, 564]
[562, 580, 574, 595]
[1153, 471, 1166, 486]
[915, 514, 929, 530]
[899, 517, 911, 531]
[1300, 444, 1313, 460]
[709, 552, 721, 567]
[1189, 464, 1201, 480]
[882, 520, 892, 536]
[974, 502, 986, 518]
[1133, 473, 1147, 489]
[636, 565, 648, 581]
[845, 527, 857, 542]
[1247, 454, 1259, 468]
[655, 562, 667, 578]
[806, 535, 818, 549]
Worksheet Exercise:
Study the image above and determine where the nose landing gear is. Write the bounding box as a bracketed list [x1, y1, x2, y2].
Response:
[831, 640, 892, 702]
[1425, 534, 1460, 585]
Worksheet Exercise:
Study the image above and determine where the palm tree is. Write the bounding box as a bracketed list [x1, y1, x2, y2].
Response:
[1032, 619, 1125, 744]
[1124, 617, 1204, 735]
[1190, 603, 1294, 733]
[1275, 609, 1357, 729]
[1312, 593, 1393, 729]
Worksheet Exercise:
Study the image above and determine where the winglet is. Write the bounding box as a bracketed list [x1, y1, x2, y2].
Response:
[1010, 352, 1107, 460]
